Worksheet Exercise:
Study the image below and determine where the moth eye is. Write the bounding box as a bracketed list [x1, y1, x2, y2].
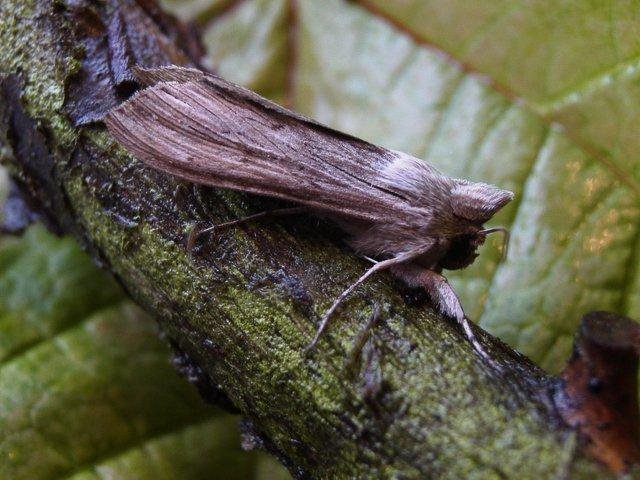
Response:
[451, 182, 513, 222]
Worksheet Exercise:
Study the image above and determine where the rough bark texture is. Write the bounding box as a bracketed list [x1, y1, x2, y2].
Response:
[0, 0, 622, 478]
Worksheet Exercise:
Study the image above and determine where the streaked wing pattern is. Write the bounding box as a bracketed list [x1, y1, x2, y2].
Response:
[105, 67, 431, 224]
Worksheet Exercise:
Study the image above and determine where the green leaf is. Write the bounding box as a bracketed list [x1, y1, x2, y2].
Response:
[186, 0, 640, 372]
[0, 227, 123, 363]
[0, 225, 288, 479]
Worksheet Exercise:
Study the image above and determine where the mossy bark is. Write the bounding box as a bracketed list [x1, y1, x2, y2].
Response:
[0, 0, 617, 478]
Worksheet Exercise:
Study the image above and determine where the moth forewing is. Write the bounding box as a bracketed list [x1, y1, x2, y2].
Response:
[105, 65, 514, 361]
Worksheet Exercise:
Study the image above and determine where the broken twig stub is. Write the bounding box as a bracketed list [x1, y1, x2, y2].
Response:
[553, 311, 640, 473]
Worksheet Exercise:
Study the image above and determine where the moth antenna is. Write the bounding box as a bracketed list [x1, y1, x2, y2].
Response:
[480, 227, 510, 262]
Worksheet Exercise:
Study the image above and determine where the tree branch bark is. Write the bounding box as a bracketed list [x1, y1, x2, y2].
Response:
[0, 0, 616, 477]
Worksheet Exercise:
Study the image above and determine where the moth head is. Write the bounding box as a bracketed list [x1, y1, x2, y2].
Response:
[438, 181, 513, 270]
[438, 232, 486, 270]
[438, 227, 511, 270]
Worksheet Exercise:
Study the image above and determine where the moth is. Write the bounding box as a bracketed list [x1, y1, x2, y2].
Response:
[105, 66, 513, 359]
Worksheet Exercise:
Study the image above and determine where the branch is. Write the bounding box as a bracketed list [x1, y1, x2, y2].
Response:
[0, 0, 620, 477]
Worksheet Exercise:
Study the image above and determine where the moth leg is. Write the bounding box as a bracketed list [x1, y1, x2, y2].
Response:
[391, 264, 497, 366]
[360, 255, 378, 264]
[345, 305, 382, 375]
[201, 206, 310, 233]
[306, 248, 425, 352]
[188, 206, 309, 250]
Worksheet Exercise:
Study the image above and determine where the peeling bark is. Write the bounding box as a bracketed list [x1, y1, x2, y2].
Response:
[0, 0, 632, 478]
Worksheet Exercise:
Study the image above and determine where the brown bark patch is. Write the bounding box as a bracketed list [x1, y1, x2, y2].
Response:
[63, 0, 202, 126]
[554, 311, 640, 473]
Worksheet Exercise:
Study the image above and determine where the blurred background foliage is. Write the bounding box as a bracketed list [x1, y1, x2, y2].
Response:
[2, 0, 640, 478]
